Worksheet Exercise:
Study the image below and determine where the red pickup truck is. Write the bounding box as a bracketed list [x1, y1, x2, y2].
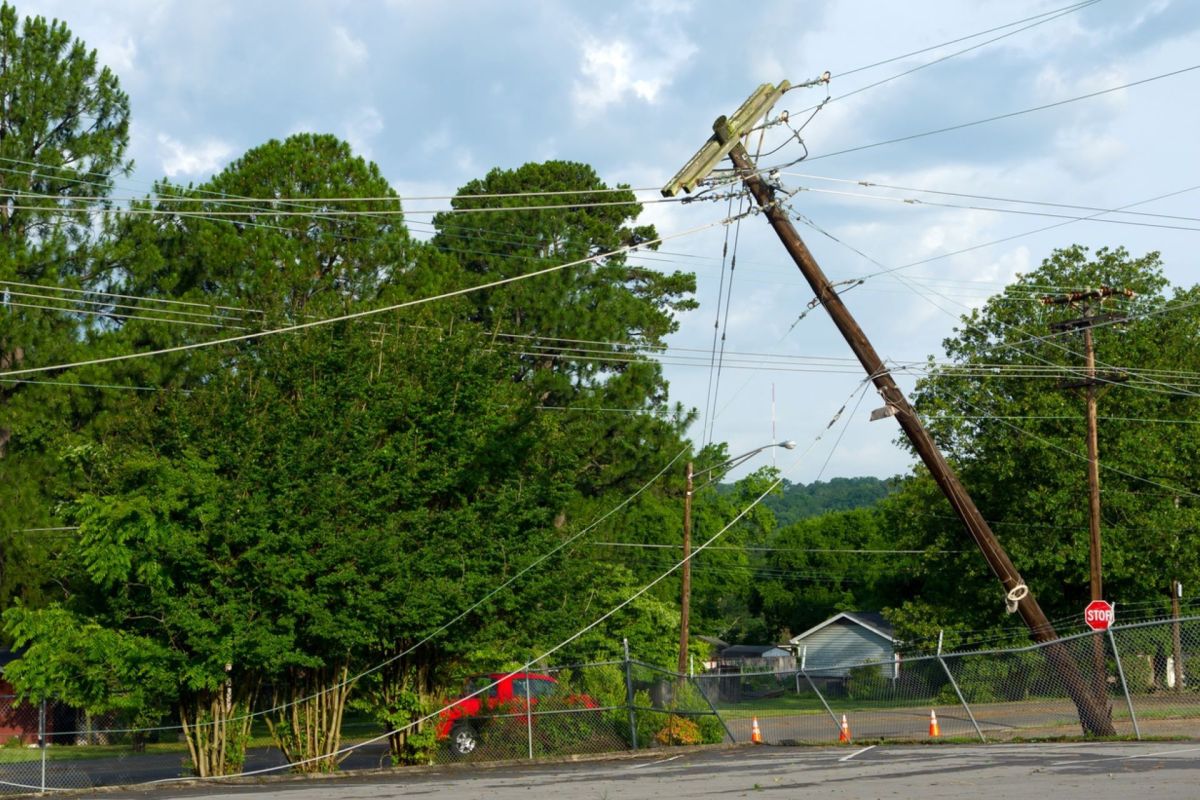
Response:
[436, 672, 597, 755]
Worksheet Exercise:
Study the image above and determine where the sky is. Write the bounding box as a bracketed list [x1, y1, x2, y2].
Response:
[11, 0, 1200, 484]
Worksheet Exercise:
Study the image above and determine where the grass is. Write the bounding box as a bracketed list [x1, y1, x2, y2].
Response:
[0, 741, 187, 764]
[0, 709, 387, 765]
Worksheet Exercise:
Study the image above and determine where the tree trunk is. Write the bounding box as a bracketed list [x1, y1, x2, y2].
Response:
[178, 685, 255, 777]
[267, 660, 357, 773]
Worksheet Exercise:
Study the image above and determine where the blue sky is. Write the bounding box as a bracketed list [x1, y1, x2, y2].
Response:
[13, 0, 1200, 482]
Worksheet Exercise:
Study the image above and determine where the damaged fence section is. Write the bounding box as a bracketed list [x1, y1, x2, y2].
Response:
[1, 617, 1199, 794]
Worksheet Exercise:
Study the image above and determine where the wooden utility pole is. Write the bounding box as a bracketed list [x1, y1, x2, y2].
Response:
[1041, 287, 1133, 603]
[663, 81, 1115, 736]
[678, 461, 695, 677]
[1172, 579, 1185, 691]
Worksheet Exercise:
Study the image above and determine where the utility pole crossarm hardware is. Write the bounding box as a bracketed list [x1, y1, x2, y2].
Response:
[661, 81, 790, 198]
[663, 82, 1116, 736]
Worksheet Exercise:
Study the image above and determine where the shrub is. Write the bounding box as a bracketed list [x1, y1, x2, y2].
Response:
[655, 715, 701, 746]
[846, 666, 888, 701]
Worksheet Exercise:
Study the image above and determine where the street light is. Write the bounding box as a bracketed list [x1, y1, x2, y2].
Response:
[679, 440, 797, 678]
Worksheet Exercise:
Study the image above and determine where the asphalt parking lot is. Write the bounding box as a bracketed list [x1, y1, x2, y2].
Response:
[85, 741, 1200, 800]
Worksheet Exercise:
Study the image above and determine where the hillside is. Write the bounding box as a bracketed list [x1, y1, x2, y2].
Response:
[758, 476, 896, 526]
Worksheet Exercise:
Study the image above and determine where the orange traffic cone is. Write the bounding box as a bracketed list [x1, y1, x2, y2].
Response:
[838, 713, 851, 743]
[929, 709, 941, 738]
[751, 716, 764, 744]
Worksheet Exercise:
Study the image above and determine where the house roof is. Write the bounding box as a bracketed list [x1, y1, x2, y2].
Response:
[696, 635, 730, 649]
[719, 644, 791, 658]
[789, 611, 895, 644]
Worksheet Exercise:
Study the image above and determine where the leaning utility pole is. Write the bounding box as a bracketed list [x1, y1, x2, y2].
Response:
[1041, 287, 1133, 604]
[663, 81, 1115, 736]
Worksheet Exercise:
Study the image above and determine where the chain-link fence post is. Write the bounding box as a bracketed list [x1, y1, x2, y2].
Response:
[623, 639, 637, 750]
[691, 669, 735, 743]
[524, 667, 534, 760]
[936, 631, 985, 742]
[1108, 625, 1141, 740]
[800, 646, 841, 734]
[38, 698, 47, 793]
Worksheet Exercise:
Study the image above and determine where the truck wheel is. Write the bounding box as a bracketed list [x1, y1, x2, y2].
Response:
[449, 723, 479, 756]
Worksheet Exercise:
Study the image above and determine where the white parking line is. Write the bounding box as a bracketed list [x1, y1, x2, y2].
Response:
[838, 745, 876, 762]
[628, 754, 683, 769]
[1050, 746, 1200, 766]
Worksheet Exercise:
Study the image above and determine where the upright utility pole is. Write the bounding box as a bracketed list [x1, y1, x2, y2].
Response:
[663, 81, 1115, 736]
[678, 461, 695, 678]
[1041, 287, 1133, 604]
[1172, 579, 1185, 691]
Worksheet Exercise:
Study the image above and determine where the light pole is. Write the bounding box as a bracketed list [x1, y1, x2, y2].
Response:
[678, 440, 796, 677]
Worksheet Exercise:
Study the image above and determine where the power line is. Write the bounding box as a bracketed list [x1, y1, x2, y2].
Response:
[785, 172, 1200, 226]
[592, 541, 964, 555]
[2, 299, 244, 329]
[782, 183, 1200, 233]
[3, 194, 681, 218]
[821, 1, 1099, 108]
[1, 377, 170, 392]
[792, 183, 1200, 400]
[0, 278, 262, 317]
[0, 155, 662, 204]
[2, 287, 250, 325]
[805, 64, 1200, 162]
[0, 219, 730, 380]
[949, 395, 1200, 500]
[834, 0, 1099, 81]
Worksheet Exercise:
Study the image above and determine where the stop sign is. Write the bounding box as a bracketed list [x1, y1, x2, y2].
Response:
[1084, 600, 1115, 631]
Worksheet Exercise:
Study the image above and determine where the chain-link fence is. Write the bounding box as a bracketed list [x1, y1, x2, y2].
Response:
[701, 616, 1200, 745]
[428, 655, 730, 765]
[2, 618, 1200, 793]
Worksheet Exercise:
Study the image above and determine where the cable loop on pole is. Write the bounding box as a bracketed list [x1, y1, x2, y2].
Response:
[1006, 583, 1029, 613]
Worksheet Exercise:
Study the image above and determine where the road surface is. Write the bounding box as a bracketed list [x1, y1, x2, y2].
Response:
[76, 741, 1200, 800]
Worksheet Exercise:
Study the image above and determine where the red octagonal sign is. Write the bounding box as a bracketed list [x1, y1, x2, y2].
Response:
[1084, 599, 1114, 631]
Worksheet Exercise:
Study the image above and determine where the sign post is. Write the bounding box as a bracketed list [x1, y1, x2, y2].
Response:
[1085, 599, 1115, 631]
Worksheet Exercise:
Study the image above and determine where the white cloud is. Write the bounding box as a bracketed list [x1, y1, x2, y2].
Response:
[1053, 128, 1127, 179]
[342, 106, 384, 158]
[573, 40, 649, 113]
[571, 32, 697, 117]
[156, 134, 234, 179]
[99, 34, 138, 75]
[331, 26, 369, 75]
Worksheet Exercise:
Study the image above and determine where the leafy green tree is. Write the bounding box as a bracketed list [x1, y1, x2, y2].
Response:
[0, 0, 132, 611]
[113, 134, 415, 324]
[753, 507, 910, 640]
[430, 161, 694, 389]
[760, 476, 895, 528]
[431, 161, 696, 499]
[891, 245, 1200, 642]
[0, 1, 130, 247]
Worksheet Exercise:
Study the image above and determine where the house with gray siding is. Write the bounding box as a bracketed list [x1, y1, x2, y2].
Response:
[789, 611, 898, 678]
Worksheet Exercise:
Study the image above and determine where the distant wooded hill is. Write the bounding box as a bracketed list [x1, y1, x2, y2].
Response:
[725, 476, 896, 526]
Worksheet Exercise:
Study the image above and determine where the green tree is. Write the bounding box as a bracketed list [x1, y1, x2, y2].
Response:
[0, 1, 130, 247]
[891, 245, 1200, 642]
[431, 161, 696, 499]
[760, 476, 895, 528]
[753, 507, 908, 640]
[0, 0, 133, 611]
[3, 319, 583, 773]
[431, 161, 694, 390]
[112, 134, 416, 324]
